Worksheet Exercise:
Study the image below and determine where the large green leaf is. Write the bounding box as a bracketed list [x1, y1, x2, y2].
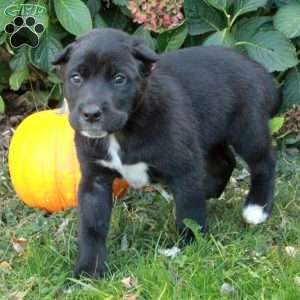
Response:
[87, 0, 101, 18]
[25, 0, 48, 29]
[0, 96, 5, 113]
[204, 0, 228, 11]
[269, 117, 285, 134]
[0, 62, 10, 85]
[0, 32, 7, 45]
[6, 47, 28, 92]
[101, 7, 129, 29]
[203, 28, 235, 47]
[241, 31, 298, 72]
[184, 0, 225, 35]
[94, 14, 108, 28]
[274, 3, 300, 38]
[0, 0, 24, 32]
[234, 16, 272, 41]
[9, 66, 29, 91]
[48, 22, 69, 41]
[54, 0, 92, 36]
[134, 27, 156, 50]
[29, 32, 63, 72]
[233, 0, 267, 19]
[9, 47, 28, 71]
[158, 24, 188, 53]
[112, 0, 128, 5]
[282, 66, 300, 110]
[275, 0, 298, 7]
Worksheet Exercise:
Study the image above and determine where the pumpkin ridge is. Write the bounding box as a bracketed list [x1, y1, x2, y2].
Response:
[18, 118, 40, 209]
[53, 122, 66, 212]
[40, 111, 62, 212]
[8, 132, 26, 205]
[39, 114, 57, 212]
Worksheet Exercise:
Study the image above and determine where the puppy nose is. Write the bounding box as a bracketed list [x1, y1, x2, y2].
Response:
[81, 104, 102, 123]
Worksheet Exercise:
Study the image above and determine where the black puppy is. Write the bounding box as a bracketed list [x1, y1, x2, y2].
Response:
[53, 28, 280, 278]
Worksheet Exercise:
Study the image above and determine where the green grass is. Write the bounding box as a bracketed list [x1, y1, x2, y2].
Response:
[1, 153, 300, 300]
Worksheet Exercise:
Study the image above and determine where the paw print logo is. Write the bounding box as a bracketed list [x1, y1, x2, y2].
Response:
[5, 16, 44, 48]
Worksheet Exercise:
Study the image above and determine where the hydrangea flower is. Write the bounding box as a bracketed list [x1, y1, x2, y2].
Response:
[128, 0, 184, 32]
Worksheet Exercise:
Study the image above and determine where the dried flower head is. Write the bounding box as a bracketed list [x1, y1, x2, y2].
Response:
[128, 0, 184, 32]
[281, 105, 300, 134]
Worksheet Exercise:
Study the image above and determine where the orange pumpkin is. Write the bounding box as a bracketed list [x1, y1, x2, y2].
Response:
[8, 109, 128, 213]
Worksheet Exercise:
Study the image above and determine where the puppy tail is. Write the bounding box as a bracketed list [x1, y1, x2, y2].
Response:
[270, 89, 283, 117]
[269, 81, 283, 117]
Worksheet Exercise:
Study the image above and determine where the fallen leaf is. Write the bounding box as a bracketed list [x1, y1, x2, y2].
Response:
[122, 293, 138, 300]
[121, 234, 129, 251]
[143, 186, 156, 193]
[10, 291, 26, 300]
[220, 282, 235, 295]
[113, 179, 129, 200]
[12, 235, 28, 254]
[158, 246, 180, 259]
[56, 218, 69, 235]
[62, 287, 73, 294]
[285, 246, 297, 257]
[0, 261, 12, 273]
[121, 276, 137, 289]
[148, 223, 156, 231]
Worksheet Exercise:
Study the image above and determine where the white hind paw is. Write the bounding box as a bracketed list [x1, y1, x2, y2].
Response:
[243, 204, 268, 225]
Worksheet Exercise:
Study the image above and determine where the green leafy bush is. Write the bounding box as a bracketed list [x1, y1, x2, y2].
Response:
[0, 0, 300, 111]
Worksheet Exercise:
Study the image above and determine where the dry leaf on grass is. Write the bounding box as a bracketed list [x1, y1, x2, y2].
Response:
[148, 223, 156, 231]
[158, 246, 180, 259]
[0, 261, 12, 273]
[10, 291, 27, 300]
[122, 293, 138, 300]
[56, 218, 69, 235]
[143, 186, 156, 193]
[12, 235, 28, 254]
[285, 246, 297, 257]
[220, 282, 235, 295]
[121, 276, 137, 289]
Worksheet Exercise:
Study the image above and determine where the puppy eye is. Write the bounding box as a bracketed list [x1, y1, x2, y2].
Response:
[70, 73, 83, 85]
[112, 73, 127, 86]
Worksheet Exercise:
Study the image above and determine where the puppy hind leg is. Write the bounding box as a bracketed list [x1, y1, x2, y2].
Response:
[231, 125, 276, 225]
[242, 150, 276, 224]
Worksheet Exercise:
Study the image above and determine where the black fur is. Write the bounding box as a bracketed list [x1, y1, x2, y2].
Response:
[53, 28, 280, 278]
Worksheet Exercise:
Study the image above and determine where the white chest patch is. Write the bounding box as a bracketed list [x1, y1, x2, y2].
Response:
[99, 135, 149, 189]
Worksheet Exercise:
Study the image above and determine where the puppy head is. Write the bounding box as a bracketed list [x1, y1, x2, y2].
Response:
[52, 28, 158, 139]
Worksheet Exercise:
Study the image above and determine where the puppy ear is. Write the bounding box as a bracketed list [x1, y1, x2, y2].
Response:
[132, 38, 158, 76]
[51, 44, 74, 76]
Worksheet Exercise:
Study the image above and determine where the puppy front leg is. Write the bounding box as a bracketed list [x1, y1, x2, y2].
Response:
[169, 170, 207, 241]
[74, 174, 113, 278]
